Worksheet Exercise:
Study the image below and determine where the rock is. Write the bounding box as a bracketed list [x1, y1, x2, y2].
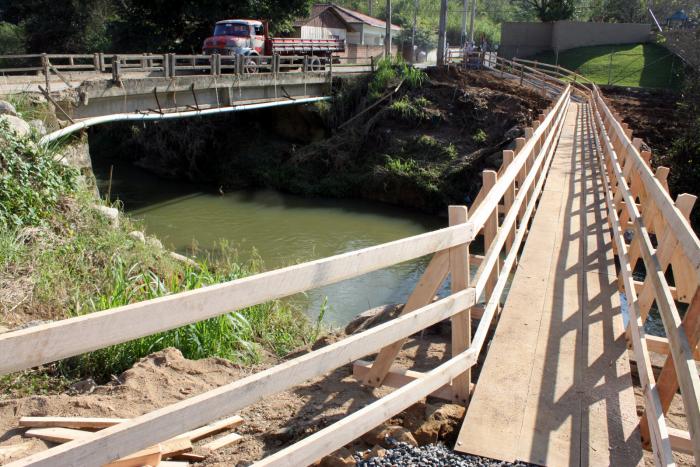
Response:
[69, 378, 97, 395]
[93, 205, 119, 228]
[169, 251, 199, 268]
[0, 100, 18, 117]
[146, 236, 163, 249]
[28, 119, 47, 136]
[363, 425, 417, 447]
[129, 230, 146, 243]
[345, 303, 403, 335]
[368, 445, 386, 459]
[320, 447, 356, 467]
[269, 426, 294, 443]
[413, 403, 465, 446]
[1, 115, 31, 137]
[401, 401, 428, 433]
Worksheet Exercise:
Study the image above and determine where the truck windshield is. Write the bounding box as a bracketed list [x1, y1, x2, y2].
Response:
[213, 23, 249, 37]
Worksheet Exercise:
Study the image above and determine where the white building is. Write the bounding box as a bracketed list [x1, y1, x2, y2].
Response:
[294, 3, 401, 55]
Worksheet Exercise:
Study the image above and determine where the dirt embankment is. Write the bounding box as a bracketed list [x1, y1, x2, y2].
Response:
[91, 67, 550, 216]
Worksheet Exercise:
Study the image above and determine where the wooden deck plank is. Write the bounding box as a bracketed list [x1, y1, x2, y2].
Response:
[455, 103, 642, 466]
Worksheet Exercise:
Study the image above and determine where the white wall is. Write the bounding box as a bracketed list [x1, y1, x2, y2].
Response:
[300, 26, 347, 40]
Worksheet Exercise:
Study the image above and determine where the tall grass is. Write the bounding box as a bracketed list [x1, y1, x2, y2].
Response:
[58, 250, 315, 381]
[369, 57, 427, 99]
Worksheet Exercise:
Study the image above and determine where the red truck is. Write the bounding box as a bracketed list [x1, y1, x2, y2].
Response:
[202, 19, 344, 71]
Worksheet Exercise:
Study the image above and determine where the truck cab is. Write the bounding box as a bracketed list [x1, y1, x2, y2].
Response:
[202, 20, 265, 56]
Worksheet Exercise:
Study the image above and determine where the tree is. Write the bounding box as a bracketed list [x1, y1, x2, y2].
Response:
[517, 0, 576, 22]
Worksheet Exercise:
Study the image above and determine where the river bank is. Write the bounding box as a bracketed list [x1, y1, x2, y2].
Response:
[0, 106, 320, 397]
[89, 64, 550, 216]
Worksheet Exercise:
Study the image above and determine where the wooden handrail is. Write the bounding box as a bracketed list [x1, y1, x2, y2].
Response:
[7, 289, 477, 467]
[590, 84, 700, 463]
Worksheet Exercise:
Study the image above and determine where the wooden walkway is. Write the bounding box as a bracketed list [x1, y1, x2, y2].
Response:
[455, 103, 643, 466]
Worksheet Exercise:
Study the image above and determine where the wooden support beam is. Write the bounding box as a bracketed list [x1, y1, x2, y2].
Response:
[449, 205, 471, 405]
[482, 171, 499, 305]
[352, 360, 460, 402]
[255, 350, 477, 467]
[668, 427, 693, 455]
[362, 249, 450, 386]
[502, 150, 516, 254]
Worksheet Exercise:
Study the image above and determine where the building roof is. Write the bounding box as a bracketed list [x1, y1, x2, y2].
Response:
[295, 3, 401, 31]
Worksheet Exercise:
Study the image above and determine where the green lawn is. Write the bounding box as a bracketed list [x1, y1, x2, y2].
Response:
[529, 43, 685, 89]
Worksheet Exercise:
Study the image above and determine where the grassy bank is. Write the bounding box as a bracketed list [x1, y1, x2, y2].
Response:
[0, 119, 320, 397]
[530, 43, 685, 89]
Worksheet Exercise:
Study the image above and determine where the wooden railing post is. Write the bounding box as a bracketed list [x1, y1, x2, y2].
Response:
[449, 206, 471, 405]
[482, 170, 499, 303]
[502, 150, 516, 253]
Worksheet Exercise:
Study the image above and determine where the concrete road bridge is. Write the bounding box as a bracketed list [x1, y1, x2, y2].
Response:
[0, 52, 374, 132]
[1, 53, 699, 466]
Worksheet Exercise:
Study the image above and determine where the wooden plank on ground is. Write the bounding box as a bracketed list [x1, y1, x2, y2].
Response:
[202, 433, 243, 451]
[19, 417, 126, 429]
[455, 103, 641, 465]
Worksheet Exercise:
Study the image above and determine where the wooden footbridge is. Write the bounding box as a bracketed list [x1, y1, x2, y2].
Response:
[1, 55, 699, 466]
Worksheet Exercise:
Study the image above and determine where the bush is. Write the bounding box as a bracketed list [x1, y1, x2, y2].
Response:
[368, 57, 427, 100]
[472, 129, 487, 144]
[0, 121, 77, 230]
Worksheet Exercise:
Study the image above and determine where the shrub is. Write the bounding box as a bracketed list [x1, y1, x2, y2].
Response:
[472, 129, 488, 144]
[0, 121, 77, 230]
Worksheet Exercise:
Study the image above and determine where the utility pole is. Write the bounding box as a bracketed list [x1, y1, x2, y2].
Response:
[468, 0, 477, 46]
[437, 0, 448, 66]
[411, 0, 418, 62]
[461, 0, 468, 46]
[385, 0, 392, 58]
[368, 0, 373, 17]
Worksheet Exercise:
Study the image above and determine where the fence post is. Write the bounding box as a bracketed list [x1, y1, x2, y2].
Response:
[448, 205, 471, 405]
[111, 55, 120, 82]
[520, 62, 524, 86]
[163, 53, 170, 78]
[303, 55, 309, 74]
[482, 170, 499, 306]
[41, 53, 50, 93]
[235, 54, 243, 75]
[169, 54, 176, 77]
[93, 53, 100, 72]
[502, 150, 516, 253]
[370, 55, 375, 72]
[273, 54, 280, 76]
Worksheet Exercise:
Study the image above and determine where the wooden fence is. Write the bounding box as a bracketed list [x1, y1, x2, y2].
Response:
[590, 85, 700, 463]
[1, 64, 572, 466]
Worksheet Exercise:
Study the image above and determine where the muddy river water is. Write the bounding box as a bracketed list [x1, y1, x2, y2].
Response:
[94, 160, 447, 327]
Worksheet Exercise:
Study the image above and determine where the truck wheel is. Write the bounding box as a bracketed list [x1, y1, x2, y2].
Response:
[309, 56, 323, 72]
[243, 57, 258, 74]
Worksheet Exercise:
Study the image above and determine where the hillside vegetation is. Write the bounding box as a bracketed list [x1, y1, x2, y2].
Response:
[530, 43, 686, 89]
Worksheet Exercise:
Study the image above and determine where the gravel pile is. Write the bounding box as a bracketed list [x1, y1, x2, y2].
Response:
[355, 440, 532, 467]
